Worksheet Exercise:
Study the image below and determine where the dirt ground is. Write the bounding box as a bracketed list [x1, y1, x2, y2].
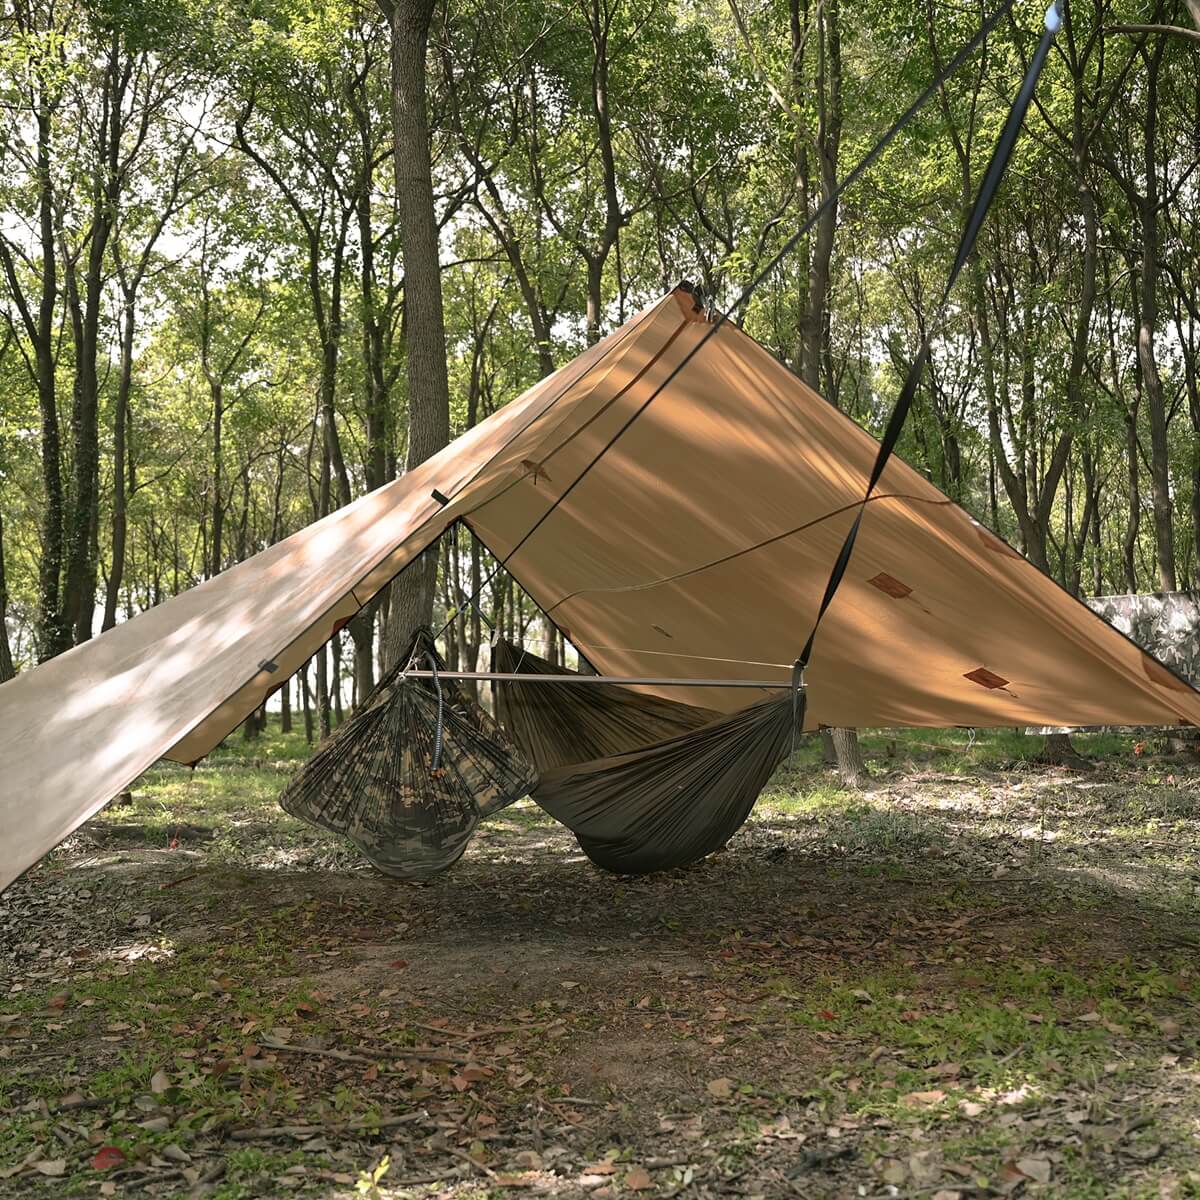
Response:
[1, 729, 1198, 1199]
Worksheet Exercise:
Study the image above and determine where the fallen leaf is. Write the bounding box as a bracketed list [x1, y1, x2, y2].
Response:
[1016, 1157, 1052, 1184]
[902, 1089, 946, 1107]
[928, 1062, 961, 1078]
[33, 1160, 67, 1176]
[90, 1147, 126, 1171]
[149, 1069, 171, 1094]
[707, 1077, 735, 1098]
[624, 1166, 652, 1190]
[389, 960, 408, 970]
[1158, 1016, 1181, 1038]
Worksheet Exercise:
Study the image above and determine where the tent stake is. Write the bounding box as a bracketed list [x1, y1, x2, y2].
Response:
[401, 670, 786, 689]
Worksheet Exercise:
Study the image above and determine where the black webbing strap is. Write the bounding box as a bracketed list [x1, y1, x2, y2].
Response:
[795, 4, 1063, 675]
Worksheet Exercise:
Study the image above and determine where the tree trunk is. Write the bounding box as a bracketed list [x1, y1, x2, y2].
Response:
[1124, 398, 1141, 593]
[280, 677, 292, 733]
[103, 299, 136, 631]
[831, 726, 866, 788]
[242, 705, 262, 741]
[301, 663, 314, 745]
[1037, 732, 1090, 768]
[210, 375, 224, 578]
[31, 104, 67, 658]
[62, 34, 124, 646]
[349, 612, 377, 706]
[383, 0, 451, 665]
[0, 511, 16, 682]
[1139, 35, 1175, 591]
[793, 0, 858, 782]
[316, 644, 332, 739]
[331, 634, 345, 724]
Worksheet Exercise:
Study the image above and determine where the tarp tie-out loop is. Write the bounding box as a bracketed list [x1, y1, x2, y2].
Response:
[795, 3, 1062, 673]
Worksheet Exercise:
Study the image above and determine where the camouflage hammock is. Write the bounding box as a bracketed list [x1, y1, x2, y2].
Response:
[280, 629, 535, 879]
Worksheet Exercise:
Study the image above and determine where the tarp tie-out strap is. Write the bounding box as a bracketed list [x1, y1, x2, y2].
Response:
[796, 3, 1063, 673]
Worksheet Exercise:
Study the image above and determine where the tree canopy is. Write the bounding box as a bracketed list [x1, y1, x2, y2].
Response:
[1, 0, 1198, 722]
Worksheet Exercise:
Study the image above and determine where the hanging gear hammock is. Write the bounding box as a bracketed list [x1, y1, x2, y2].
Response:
[279, 629, 536, 880]
[490, 638, 718, 771]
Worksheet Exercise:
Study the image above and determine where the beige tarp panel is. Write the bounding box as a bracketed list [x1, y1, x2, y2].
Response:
[2, 286, 1198, 891]
[0, 295, 672, 892]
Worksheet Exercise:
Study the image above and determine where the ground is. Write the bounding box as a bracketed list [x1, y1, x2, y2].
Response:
[1, 727, 1198, 1200]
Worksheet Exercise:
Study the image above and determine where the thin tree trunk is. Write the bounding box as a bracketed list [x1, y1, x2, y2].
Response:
[383, 0, 451, 665]
[0, 511, 16, 682]
[331, 634, 345, 724]
[1124, 398, 1141, 593]
[63, 33, 125, 646]
[301, 663, 314, 745]
[103, 299, 136, 630]
[281, 677, 292, 733]
[317, 644, 332, 738]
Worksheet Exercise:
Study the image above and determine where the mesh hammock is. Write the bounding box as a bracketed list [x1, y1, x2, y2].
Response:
[280, 629, 536, 880]
[491, 638, 718, 771]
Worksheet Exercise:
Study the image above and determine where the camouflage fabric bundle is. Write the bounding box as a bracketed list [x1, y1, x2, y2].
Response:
[280, 630, 536, 879]
[1030, 592, 1200, 734]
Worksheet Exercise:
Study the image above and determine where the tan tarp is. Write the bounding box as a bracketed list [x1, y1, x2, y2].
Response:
[2, 286, 1198, 890]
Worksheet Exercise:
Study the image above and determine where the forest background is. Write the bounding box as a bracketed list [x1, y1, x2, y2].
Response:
[1, 0, 1198, 740]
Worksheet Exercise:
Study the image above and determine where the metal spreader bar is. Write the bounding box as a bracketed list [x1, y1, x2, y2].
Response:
[401, 670, 787, 689]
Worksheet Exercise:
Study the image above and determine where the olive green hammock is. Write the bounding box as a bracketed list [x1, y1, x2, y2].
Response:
[491, 639, 799, 874]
